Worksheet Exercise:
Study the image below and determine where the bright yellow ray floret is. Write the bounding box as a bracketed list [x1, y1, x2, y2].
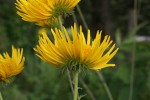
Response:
[0, 46, 25, 83]
[34, 24, 119, 70]
[15, 0, 80, 26]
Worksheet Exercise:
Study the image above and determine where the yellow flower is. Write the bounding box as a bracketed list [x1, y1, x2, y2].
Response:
[15, 0, 80, 26]
[34, 24, 119, 71]
[0, 46, 25, 83]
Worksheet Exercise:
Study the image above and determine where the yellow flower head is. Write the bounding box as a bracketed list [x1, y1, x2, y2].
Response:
[15, 0, 80, 26]
[0, 46, 25, 83]
[34, 24, 119, 71]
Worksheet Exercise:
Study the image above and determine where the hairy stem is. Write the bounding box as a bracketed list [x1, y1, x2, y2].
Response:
[73, 71, 79, 100]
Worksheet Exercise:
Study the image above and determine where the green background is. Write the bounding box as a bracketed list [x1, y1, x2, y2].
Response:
[0, 0, 150, 100]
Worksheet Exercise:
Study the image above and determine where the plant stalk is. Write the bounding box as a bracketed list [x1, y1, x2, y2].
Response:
[58, 16, 63, 32]
[75, 5, 114, 100]
[72, 12, 79, 26]
[0, 92, 3, 100]
[129, 0, 139, 100]
[96, 71, 114, 100]
[73, 71, 79, 100]
[76, 5, 88, 30]
[67, 69, 74, 94]
[58, 16, 80, 100]
[79, 78, 97, 100]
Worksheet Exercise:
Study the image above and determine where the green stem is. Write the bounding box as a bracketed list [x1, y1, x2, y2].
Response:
[72, 14, 79, 31]
[129, 0, 138, 100]
[58, 16, 63, 32]
[67, 69, 74, 94]
[96, 71, 114, 100]
[58, 16, 80, 100]
[67, 69, 80, 100]
[79, 78, 97, 100]
[72, 12, 79, 26]
[0, 92, 3, 100]
[73, 71, 79, 100]
[75, 5, 113, 100]
[76, 5, 88, 30]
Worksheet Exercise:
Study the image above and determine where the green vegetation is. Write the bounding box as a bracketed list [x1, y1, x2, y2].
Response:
[0, 0, 150, 100]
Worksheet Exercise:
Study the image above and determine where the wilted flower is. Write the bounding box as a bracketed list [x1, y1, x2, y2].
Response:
[34, 24, 119, 71]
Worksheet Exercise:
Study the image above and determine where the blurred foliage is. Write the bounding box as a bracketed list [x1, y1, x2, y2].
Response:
[0, 0, 150, 100]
